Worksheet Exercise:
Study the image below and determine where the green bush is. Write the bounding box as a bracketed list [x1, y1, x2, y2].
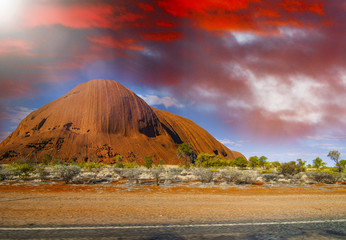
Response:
[232, 157, 248, 169]
[123, 161, 139, 169]
[80, 162, 104, 172]
[279, 160, 306, 176]
[195, 153, 232, 168]
[114, 162, 124, 168]
[10, 158, 37, 179]
[42, 154, 52, 165]
[144, 155, 153, 169]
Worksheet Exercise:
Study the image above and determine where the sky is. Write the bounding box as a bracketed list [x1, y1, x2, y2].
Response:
[0, 0, 345, 165]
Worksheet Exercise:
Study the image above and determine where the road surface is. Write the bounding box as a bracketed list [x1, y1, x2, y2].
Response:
[1, 219, 345, 239]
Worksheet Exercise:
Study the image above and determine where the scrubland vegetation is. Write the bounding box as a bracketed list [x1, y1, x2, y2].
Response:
[0, 145, 345, 186]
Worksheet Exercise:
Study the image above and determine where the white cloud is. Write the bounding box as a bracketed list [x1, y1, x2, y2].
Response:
[232, 32, 258, 44]
[245, 69, 326, 124]
[1, 106, 36, 123]
[306, 135, 346, 141]
[139, 95, 183, 108]
[218, 138, 244, 147]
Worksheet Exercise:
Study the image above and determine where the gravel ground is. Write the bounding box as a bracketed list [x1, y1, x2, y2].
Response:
[0, 182, 345, 226]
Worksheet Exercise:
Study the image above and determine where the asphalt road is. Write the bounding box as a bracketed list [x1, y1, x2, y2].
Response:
[0, 219, 345, 240]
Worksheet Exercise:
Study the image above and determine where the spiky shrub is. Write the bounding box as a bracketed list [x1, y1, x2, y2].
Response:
[306, 171, 340, 184]
[220, 169, 241, 184]
[192, 168, 215, 183]
[54, 165, 81, 183]
[150, 167, 163, 186]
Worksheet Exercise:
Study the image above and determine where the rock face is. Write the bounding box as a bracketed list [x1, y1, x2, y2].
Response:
[0, 79, 244, 164]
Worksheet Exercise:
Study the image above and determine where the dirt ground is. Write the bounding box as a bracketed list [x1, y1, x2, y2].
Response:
[0, 182, 345, 226]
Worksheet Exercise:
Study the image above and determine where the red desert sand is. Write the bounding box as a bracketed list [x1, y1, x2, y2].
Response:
[1, 182, 345, 226]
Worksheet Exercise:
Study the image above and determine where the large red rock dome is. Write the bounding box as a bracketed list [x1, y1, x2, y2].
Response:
[0, 79, 244, 164]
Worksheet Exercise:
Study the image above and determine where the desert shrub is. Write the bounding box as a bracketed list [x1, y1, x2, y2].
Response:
[123, 161, 139, 169]
[192, 168, 215, 183]
[81, 162, 104, 172]
[42, 154, 52, 165]
[164, 168, 183, 183]
[122, 167, 142, 183]
[114, 162, 124, 168]
[195, 153, 232, 168]
[279, 160, 306, 176]
[150, 167, 163, 186]
[143, 155, 153, 169]
[262, 173, 278, 182]
[306, 171, 340, 184]
[235, 171, 257, 184]
[0, 166, 20, 180]
[35, 166, 49, 180]
[260, 169, 273, 174]
[113, 167, 123, 177]
[53, 165, 81, 183]
[220, 169, 241, 184]
[10, 158, 37, 179]
[271, 161, 281, 169]
[50, 157, 63, 165]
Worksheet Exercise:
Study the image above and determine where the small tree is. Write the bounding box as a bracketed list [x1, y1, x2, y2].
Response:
[233, 157, 248, 169]
[271, 161, 281, 169]
[143, 155, 153, 169]
[248, 156, 259, 169]
[327, 150, 342, 173]
[258, 156, 268, 168]
[177, 142, 196, 168]
[340, 160, 346, 172]
[312, 157, 326, 170]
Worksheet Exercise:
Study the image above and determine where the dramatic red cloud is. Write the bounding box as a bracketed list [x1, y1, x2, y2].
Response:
[0, 0, 345, 145]
[23, 3, 115, 29]
[157, 0, 253, 17]
[0, 39, 31, 55]
[138, 2, 155, 12]
[155, 21, 175, 28]
[141, 32, 183, 42]
[157, 0, 326, 33]
[88, 36, 144, 51]
[0, 81, 33, 99]
[281, 0, 324, 15]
